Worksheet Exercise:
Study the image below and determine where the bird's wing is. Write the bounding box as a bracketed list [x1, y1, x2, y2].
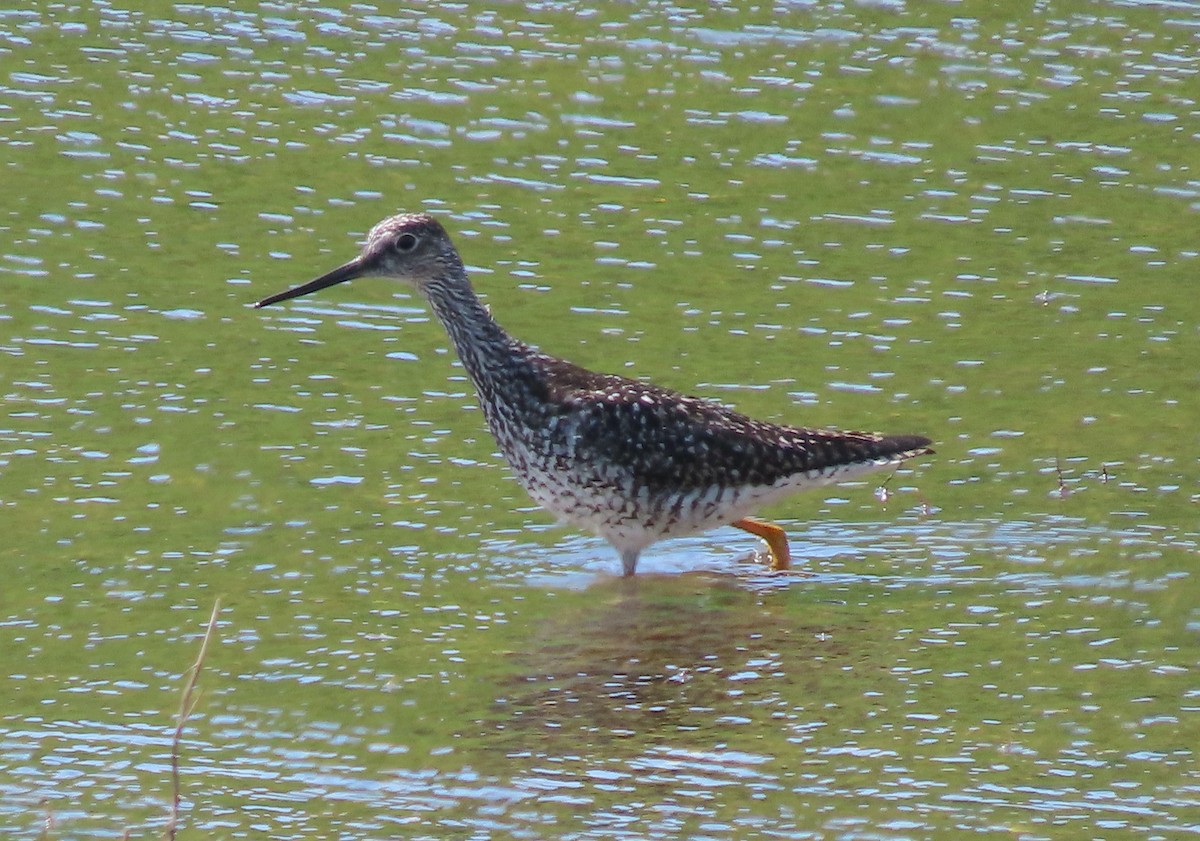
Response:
[540, 361, 925, 494]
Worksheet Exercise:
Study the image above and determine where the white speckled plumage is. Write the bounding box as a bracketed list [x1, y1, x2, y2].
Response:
[256, 212, 933, 576]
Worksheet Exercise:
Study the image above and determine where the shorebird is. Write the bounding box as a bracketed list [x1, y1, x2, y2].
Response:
[255, 212, 932, 576]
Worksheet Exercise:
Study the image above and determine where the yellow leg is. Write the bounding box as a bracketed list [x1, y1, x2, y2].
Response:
[732, 517, 791, 572]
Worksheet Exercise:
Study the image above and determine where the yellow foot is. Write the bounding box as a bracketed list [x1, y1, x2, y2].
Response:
[731, 517, 791, 572]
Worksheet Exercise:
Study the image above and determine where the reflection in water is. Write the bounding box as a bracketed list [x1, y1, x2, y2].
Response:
[2, 518, 1194, 838]
[490, 574, 848, 742]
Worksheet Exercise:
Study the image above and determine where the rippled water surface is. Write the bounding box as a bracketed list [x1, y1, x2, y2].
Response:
[2, 2, 1198, 838]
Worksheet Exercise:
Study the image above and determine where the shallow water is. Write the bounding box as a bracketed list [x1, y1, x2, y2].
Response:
[2, 2, 1198, 838]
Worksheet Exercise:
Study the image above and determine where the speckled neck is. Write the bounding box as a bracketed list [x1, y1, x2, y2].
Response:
[421, 268, 533, 402]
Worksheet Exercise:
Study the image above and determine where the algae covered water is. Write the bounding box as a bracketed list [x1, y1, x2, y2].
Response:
[2, 3, 1197, 837]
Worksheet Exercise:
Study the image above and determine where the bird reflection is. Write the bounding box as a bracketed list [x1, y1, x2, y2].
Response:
[487, 573, 853, 741]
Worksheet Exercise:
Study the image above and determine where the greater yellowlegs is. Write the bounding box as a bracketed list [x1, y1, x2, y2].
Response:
[255, 213, 933, 576]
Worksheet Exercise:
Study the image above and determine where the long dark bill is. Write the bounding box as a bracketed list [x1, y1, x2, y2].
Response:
[254, 258, 365, 308]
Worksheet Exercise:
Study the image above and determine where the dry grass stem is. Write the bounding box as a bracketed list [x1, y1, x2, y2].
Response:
[163, 599, 221, 841]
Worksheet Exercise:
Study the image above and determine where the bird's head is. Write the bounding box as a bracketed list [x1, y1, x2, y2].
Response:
[254, 212, 460, 308]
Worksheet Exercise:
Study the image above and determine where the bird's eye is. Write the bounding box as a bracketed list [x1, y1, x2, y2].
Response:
[396, 233, 418, 252]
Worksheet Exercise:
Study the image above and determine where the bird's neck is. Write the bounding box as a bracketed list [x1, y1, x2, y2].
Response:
[423, 273, 530, 391]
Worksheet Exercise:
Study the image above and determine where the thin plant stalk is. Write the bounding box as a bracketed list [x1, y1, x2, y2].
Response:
[163, 600, 220, 841]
